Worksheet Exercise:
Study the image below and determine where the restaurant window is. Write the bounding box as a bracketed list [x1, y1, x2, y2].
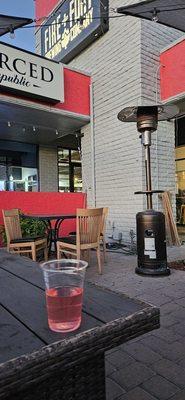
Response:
[58, 148, 82, 192]
[0, 142, 38, 192]
[175, 117, 185, 224]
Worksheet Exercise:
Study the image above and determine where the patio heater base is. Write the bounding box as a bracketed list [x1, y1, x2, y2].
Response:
[135, 209, 170, 277]
[135, 265, 170, 276]
[117, 105, 179, 278]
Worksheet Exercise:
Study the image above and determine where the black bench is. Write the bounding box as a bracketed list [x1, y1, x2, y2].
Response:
[0, 250, 160, 400]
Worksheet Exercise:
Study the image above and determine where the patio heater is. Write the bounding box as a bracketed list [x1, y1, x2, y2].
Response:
[117, 105, 178, 276]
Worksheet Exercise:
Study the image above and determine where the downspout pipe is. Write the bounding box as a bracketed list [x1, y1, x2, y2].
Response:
[90, 82, 96, 206]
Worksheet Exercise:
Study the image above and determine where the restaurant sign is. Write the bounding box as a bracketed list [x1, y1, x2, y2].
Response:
[0, 42, 64, 103]
[41, 0, 109, 63]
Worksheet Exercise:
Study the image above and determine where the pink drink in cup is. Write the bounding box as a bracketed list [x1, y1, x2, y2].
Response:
[41, 260, 87, 332]
[46, 287, 83, 332]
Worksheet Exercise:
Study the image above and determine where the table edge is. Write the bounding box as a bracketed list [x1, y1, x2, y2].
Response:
[0, 305, 160, 389]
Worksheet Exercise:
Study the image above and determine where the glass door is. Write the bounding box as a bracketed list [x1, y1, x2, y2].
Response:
[58, 148, 82, 192]
[58, 149, 70, 192]
[72, 165, 82, 192]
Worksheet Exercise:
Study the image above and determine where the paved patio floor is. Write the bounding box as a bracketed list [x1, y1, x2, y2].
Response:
[86, 245, 185, 400]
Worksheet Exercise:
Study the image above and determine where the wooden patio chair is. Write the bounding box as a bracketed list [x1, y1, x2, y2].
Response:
[57, 208, 103, 274]
[2, 209, 48, 262]
[100, 207, 109, 262]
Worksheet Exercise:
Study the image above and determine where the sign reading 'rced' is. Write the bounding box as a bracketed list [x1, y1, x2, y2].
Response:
[0, 42, 64, 103]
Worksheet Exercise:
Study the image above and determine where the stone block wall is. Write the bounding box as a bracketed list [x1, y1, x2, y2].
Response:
[35, 0, 183, 241]
[70, 1, 182, 241]
[140, 19, 182, 213]
[70, 0, 143, 242]
[39, 146, 58, 192]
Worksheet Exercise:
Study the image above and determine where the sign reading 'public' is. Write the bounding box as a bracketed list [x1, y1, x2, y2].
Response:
[0, 42, 64, 103]
[41, 0, 109, 63]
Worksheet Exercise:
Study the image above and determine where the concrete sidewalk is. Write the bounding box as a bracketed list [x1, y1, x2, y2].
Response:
[86, 245, 185, 400]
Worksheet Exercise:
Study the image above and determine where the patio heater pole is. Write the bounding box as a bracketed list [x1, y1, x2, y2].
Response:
[143, 130, 152, 209]
[117, 104, 179, 276]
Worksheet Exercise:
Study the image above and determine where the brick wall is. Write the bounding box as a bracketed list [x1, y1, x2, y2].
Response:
[35, 0, 183, 241]
[140, 20, 182, 213]
[39, 146, 58, 191]
[69, 1, 182, 241]
[70, 1, 143, 241]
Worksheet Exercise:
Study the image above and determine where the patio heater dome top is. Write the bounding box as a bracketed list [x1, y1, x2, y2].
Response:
[117, 104, 179, 123]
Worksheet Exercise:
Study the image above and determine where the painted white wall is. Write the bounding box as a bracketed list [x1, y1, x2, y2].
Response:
[69, 0, 182, 241]
[35, 0, 183, 241]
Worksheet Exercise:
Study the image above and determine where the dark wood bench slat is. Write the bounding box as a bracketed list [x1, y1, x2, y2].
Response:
[0, 305, 44, 363]
[0, 251, 44, 288]
[0, 250, 160, 400]
[0, 268, 103, 349]
[83, 285, 144, 322]
[0, 250, 145, 323]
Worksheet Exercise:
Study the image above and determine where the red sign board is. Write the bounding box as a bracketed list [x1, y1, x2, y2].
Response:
[160, 39, 185, 102]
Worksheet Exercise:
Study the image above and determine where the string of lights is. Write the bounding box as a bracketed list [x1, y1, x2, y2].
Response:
[0, 4, 185, 36]
[23, 14, 126, 29]
[32, 2, 185, 23]
[0, 10, 123, 38]
[0, 9, 124, 40]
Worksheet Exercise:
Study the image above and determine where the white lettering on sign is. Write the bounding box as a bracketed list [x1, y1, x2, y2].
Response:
[0, 42, 64, 102]
[44, 0, 93, 60]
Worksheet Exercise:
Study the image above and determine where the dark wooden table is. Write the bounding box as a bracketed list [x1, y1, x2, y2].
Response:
[21, 213, 76, 254]
[0, 250, 160, 400]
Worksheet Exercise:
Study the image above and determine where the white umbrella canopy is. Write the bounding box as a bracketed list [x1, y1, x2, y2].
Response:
[0, 14, 33, 37]
[117, 0, 185, 33]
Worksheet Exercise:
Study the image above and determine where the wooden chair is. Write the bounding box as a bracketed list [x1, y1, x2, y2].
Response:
[57, 208, 103, 274]
[100, 207, 109, 262]
[2, 209, 48, 262]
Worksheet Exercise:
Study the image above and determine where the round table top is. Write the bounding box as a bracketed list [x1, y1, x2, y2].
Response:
[21, 214, 76, 221]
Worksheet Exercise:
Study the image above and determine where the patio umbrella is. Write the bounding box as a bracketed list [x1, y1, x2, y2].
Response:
[117, 0, 185, 33]
[0, 14, 33, 37]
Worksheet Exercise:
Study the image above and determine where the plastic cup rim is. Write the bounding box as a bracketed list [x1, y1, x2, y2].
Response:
[41, 258, 88, 273]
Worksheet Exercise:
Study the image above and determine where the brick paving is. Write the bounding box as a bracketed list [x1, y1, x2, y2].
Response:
[86, 245, 185, 400]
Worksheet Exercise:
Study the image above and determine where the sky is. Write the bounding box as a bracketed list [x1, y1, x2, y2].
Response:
[0, 0, 35, 52]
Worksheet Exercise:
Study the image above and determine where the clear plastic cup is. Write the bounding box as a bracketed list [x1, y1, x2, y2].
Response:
[41, 259, 88, 333]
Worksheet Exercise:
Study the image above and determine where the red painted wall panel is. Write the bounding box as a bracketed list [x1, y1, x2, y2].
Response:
[56, 68, 91, 115]
[35, 0, 60, 22]
[160, 39, 185, 101]
[0, 192, 87, 245]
